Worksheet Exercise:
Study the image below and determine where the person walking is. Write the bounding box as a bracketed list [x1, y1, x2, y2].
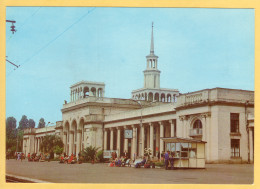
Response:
[164, 151, 169, 170]
[17, 153, 21, 161]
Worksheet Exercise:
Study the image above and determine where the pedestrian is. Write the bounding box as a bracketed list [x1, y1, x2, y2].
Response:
[21, 153, 24, 162]
[123, 150, 128, 159]
[112, 152, 115, 160]
[169, 152, 174, 170]
[161, 151, 165, 162]
[27, 153, 31, 161]
[17, 153, 21, 161]
[164, 151, 169, 170]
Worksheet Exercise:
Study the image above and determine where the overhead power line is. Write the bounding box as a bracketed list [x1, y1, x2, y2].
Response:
[7, 7, 96, 77]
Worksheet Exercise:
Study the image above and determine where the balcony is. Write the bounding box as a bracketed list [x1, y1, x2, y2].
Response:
[189, 128, 202, 137]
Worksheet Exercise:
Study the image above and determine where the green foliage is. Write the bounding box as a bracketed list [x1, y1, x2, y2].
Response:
[6, 117, 17, 139]
[19, 115, 29, 130]
[28, 119, 35, 128]
[53, 145, 63, 156]
[38, 118, 46, 128]
[154, 161, 164, 167]
[81, 146, 100, 161]
[6, 117, 21, 154]
[96, 150, 105, 162]
[39, 135, 63, 154]
[6, 138, 16, 151]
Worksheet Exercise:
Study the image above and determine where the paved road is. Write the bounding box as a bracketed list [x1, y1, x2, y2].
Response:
[6, 159, 254, 184]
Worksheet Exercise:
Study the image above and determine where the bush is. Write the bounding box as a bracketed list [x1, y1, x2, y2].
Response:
[81, 146, 100, 162]
[154, 161, 164, 167]
[96, 150, 105, 162]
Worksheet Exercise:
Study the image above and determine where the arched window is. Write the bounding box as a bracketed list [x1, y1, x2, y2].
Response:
[193, 120, 202, 129]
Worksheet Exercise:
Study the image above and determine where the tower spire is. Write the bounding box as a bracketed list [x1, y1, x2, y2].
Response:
[150, 22, 154, 54]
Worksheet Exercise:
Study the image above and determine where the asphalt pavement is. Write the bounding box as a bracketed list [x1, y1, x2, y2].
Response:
[5, 159, 254, 184]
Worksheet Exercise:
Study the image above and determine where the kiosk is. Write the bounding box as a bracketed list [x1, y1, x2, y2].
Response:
[161, 137, 206, 169]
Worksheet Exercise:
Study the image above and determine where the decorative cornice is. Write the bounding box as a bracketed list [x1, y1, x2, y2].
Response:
[176, 101, 254, 111]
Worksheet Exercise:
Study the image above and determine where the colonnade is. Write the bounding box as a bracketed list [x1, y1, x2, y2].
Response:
[133, 92, 178, 103]
[23, 136, 45, 155]
[71, 87, 104, 102]
[104, 120, 176, 160]
[62, 129, 84, 156]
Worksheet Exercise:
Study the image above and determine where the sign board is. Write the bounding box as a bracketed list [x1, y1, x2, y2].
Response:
[124, 129, 133, 139]
[103, 150, 119, 159]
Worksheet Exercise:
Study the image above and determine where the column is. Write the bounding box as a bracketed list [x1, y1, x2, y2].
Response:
[124, 127, 128, 153]
[34, 138, 36, 153]
[206, 115, 211, 162]
[132, 126, 137, 159]
[28, 137, 31, 155]
[69, 131, 74, 155]
[249, 128, 254, 163]
[110, 129, 114, 150]
[182, 117, 185, 138]
[141, 125, 145, 156]
[104, 129, 108, 150]
[76, 130, 82, 156]
[159, 122, 164, 156]
[63, 132, 67, 154]
[202, 116, 206, 141]
[149, 123, 154, 156]
[170, 120, 175, 137]
[117, 127, 121, 157]
[146, 126, 150, 149]
[156, 126, 160, 157]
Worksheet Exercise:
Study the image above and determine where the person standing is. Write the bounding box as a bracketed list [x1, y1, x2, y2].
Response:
[123, 150, 128, 159]
[17, 153, 21, 161]
[161, 151, 165, 162]
[27, 153, 31, 161]
[164, 151, 169, 170]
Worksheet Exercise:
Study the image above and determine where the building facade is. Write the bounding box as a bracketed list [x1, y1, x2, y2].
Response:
[23, 24, 254, 164]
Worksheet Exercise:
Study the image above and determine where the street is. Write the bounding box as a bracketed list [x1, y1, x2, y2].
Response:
[6, 159, 254, 184]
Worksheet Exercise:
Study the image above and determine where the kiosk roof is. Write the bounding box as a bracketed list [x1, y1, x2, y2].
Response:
[161, 137, 207, 143]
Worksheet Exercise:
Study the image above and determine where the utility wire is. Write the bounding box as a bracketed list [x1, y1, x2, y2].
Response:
[7, 7, 96, 77]
[6, 7, 42, 41]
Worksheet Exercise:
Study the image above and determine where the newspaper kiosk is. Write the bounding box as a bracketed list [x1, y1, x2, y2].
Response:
[161, 137, 206, 169]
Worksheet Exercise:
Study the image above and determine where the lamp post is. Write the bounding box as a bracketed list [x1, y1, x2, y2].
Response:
[131, 99, 157, 157]
[16, 128, 19, 153]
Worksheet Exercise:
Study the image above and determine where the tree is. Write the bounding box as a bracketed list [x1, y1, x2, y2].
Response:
[6, 117, 17, 139]
[38, 118, 45, 128]
[18, 115, 28, 130]
[28, 119, 35, 128]
[53, 146, 64, 156]
[39, 135, 63, 155]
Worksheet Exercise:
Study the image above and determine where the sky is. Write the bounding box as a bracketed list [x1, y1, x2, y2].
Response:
[5, 7, 255, 126]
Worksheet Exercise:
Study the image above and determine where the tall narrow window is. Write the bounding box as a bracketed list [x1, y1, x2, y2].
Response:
[230, 113, 239, 133]
[231, 139, 240, 157]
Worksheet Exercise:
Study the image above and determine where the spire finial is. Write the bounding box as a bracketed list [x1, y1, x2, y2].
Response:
[150, 22, 154, 54]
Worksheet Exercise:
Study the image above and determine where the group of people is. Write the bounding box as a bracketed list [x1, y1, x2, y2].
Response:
[163, 151, 175, 170]
[15, 152, 25, 161]
[109, 151, 130, 167]
[59, 153, 82, 164]
[13, 152, 51, 162]
[27, 153, 50, 162]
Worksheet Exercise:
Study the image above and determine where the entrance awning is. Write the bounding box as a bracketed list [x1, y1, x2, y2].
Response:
[161, 137, 207, 143]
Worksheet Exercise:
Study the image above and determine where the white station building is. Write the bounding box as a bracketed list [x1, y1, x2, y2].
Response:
[23, 24, 254, 164]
